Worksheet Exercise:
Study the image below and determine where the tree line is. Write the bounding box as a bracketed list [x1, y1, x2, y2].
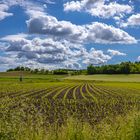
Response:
[7, 67, 86, 75]
[87, 62, 140, 74]
[7, 61, 140, 75]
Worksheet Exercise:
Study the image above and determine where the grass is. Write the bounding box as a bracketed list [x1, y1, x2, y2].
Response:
[65, 74, 140, 82]
[0, 71, 67, 83]
[1, 72, 140, 83]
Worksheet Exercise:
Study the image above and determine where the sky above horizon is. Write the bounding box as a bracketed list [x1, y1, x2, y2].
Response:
[0, 0, 140, 71]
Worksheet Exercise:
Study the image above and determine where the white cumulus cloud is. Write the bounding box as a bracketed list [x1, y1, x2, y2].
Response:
[26, 14, 137, 44]
[137, 56, 140, 61]
[83, 48, 111, 65]
[64, 0, 133, 19]
[0, 34, 122, 70]
[121, 13, 140, 27]
[88, 2, 132, 19]
[107, 49, 126, 56]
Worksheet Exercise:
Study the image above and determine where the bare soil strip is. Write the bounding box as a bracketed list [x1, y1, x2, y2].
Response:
[65, 85, 79, 99]
[73, 84, 83, 99]
[45, 86, 68, 99]
[53, 86, 71, 99]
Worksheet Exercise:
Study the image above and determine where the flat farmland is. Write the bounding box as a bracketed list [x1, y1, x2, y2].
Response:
[0, 71, 67, 83]
[0, 74, 140, 140]
[65, 74, 140, 82]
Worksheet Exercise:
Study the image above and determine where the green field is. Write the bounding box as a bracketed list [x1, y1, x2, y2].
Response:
[66, 74, 140, 82]
[0, 72, 140, 140]
[1, 72, 140, 83]
[0, 71, 67, 83]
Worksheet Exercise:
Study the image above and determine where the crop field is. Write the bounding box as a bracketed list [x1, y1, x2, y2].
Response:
[0, 75, 140, 140]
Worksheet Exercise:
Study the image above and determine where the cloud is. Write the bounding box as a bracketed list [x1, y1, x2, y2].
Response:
[0, 0, 47, 20]
[0, 0, 136, 45]
[0, 34, 121, 70]
[0, 42, 8, 51]
[107, 49, 126, 56]
[65, 62, 81, 69]
[83, 48, 111, 65]
[1, 35, 82, 68]
[87, 2, 132, 19]
[137, 56, 140, 61]
[26, 10, 47, 18]
[85, 22, 137, 44]
[63, 1, 82, 12]
[1, 34, 28, 41]
[64, 0, 104, 12]
[26, 15, 86, 43]
[121, 13, 140, 27]
[0, 55, 17, 65]
[64, 0, 133, 19]
[27, 14, 137, 44]
[36, 0, 56, 4]
[0, 4, 13, 20]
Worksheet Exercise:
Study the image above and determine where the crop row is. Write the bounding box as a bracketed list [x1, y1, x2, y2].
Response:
[1, 82, 139, 101]
[1, 81, 139, 134]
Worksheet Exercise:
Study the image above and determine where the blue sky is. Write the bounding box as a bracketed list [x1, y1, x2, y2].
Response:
[0, 0, 140, 71]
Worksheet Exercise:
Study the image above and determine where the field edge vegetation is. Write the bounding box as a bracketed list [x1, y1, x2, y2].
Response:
[0, 109, 140, 140]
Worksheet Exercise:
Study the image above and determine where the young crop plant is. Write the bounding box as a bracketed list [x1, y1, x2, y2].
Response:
[53, 85, 72, 99]
[80, 84, 89, 101]
[0, 80, 140, 140]
[42, 85, 66, 99]
[72, 85, 81, 100]
[85, 83, 98, 103]
[63, 85, 78, 100]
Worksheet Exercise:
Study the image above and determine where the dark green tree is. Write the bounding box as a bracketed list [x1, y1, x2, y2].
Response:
[87, 64, 97, 74]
